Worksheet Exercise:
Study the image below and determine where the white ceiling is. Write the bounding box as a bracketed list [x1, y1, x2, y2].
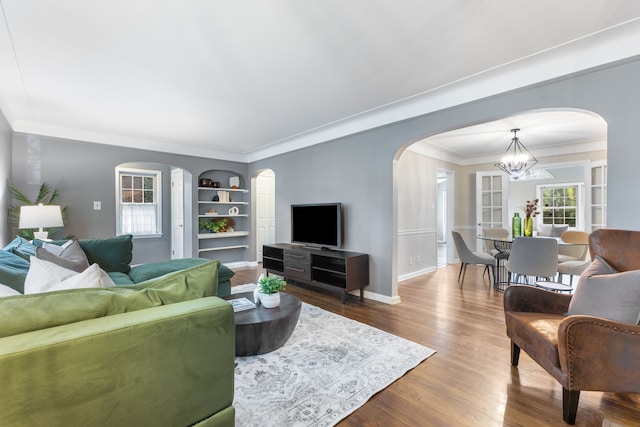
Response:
[1, 1, 640, 163]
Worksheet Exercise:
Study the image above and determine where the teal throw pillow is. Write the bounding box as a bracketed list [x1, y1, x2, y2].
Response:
[0, 250, 30, 293]
[79, 234, 133, 273]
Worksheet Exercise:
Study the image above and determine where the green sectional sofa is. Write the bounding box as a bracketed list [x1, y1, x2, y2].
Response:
[0, 234, 235, 296]
[0, 258, 235, 426]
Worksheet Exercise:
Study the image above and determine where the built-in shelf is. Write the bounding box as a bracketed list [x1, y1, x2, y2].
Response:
[198, 187, 248, 193]
[198, 231, 249, 239]
[197, 172, 249, 262]
[198, 201, 249, 205]
[198, 245, 249, 252]
[198, 214, 249, 218]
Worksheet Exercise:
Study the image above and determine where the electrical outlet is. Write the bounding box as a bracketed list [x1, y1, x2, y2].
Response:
[93, 201, 101, 210]
[416, 255, 421, 263]
[409, 257, 413, 265]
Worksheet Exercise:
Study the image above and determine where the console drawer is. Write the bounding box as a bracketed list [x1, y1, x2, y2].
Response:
[283, 250, 310, 263]
[283, 260, 311, 281]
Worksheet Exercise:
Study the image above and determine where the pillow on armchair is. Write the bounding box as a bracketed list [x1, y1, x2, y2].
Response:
[566, 256, 640, 324]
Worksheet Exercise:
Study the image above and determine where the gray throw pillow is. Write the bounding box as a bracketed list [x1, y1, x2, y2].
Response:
[550, 225, 569, 237]
[35, 240, 90, 273]
[566, 256, 640, 324]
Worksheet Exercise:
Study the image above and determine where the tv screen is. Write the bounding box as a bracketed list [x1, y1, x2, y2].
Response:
[291, 203, 342, 249]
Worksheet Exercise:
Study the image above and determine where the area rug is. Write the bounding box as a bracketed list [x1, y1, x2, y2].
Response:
[231, 284, 436, 427]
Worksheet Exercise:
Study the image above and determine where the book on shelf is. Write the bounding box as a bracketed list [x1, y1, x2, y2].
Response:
[227, 297, 256, 312]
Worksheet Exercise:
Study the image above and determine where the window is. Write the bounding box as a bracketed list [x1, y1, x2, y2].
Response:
[538, 183, 582, 228]
[116, 167, 162, 236]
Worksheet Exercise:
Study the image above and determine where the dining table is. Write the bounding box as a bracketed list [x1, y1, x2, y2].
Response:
[476, 235, 587, 291]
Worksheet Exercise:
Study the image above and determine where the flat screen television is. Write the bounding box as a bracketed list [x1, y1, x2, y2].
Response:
[291, 203, 343, 249]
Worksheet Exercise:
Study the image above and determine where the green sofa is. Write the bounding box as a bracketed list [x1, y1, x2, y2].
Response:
[0, 258, 235, 426]
[0, 234, 235, 296]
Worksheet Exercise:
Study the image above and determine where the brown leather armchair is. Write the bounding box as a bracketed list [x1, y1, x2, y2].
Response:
[504, 229, 640, 424]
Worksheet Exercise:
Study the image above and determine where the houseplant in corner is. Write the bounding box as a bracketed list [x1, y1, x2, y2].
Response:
[257, 275, 286, 308]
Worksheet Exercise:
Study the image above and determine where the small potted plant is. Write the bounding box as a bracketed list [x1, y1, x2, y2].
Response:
[257, 275, 286, 308]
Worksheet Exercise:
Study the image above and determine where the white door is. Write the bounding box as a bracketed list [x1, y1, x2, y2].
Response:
[589, 160, 607, 231]
[475, 171, 510, 251]
[171, 168, 184, 259]
[256, 170, 276, 262]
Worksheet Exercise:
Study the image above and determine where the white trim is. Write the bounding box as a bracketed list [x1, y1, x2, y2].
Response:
[115, 166, 162, 237]
[398, 266, 437, 282]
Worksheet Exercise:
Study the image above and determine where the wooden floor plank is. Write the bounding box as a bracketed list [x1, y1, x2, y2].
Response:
[231, 263, 640, 426]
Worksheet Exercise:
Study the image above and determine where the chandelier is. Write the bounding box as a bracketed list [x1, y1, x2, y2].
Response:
[494, 128, 538, 180]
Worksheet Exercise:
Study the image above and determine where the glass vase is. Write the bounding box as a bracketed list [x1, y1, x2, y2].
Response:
[523, 216, 533, 237]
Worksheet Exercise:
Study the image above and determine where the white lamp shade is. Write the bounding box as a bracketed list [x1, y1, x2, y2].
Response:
[18, 204, 64, 229]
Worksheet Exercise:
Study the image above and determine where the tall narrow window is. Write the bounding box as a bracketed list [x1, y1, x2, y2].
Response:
[116, 167, 162, 236]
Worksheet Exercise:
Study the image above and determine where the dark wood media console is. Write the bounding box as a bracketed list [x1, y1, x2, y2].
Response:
[262, 243, 369, 303]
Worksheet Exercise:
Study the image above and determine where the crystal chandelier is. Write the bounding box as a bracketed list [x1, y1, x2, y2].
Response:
[494, 128, 538, 180]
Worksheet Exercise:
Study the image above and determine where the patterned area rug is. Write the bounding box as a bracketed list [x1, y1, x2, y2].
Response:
[231, 284, 436, 427]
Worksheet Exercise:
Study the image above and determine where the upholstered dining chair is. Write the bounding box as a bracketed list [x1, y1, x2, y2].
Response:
[483, 228, 509, 256]
[505, 237, 558, 285]
[557, 230, 589, 263]
[451, 231, 496, 288]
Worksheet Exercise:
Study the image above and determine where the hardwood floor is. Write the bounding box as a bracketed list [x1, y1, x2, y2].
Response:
[230, 263, 640, 427]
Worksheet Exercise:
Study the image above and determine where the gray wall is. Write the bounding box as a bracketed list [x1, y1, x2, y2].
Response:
[10, 133, 248, 264]
[5, 56, 640, 300]
[0, 110, 10, 244]
[251, 57, 640, 300]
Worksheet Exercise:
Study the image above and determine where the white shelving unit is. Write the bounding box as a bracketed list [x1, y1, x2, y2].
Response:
[197, 175, 250, 258]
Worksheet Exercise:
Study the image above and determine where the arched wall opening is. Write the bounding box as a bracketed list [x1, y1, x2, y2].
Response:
[393, 108, 607, 287]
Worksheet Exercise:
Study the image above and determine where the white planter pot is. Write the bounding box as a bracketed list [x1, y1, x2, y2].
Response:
[259, 292, 280, 309]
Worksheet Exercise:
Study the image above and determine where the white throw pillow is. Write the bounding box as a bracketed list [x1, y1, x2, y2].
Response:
[47, 264, 116, 293]
[25, 256, 115, 294]
[25, 256, 78, 294]
[0, 283, 21, 297]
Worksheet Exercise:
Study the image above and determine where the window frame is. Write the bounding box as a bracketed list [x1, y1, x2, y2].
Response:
[536, 182, 584, 230]
[115, 167, 162, 238]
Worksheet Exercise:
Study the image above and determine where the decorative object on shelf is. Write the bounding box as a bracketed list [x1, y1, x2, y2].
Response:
[199, 217, 235, 233]
[216, 190, 231, 202]
[212, 181, 221, 188]
[257, 275, 286, 308]
[494, 129, 538, 180]
[228, 206, 239, 216]
[199, 178, 213, 187]
[512, 212, 522, 238]
[207, 208, 217, 214]
[212, 194, 219, 202]
[523, 198, 540, 237]
[229, 176, 240, 189]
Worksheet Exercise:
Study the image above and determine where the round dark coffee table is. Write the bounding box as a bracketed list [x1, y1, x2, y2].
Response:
[223, 291, 301, 356]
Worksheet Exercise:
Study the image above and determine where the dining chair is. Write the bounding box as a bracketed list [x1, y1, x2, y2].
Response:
[557, 230, 589, 263]
[505, 237, 558, 285]
[557, 257, 591, 286]
[451, 231, 496, 288]
[483, 228, 509, 256]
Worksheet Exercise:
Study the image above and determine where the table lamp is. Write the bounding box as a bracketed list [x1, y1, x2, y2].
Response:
[18, 203, 64, 240]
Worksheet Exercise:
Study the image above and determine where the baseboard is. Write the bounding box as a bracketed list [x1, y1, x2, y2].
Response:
[224, 260, 258, 269]
[348, 289, 401, 305]
[398, 266, 437, 282]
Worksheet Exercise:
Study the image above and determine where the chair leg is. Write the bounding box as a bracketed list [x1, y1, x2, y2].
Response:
[459, 264, 468, 288]
[458, 263, 465, 283]
[511, 342, 520, 366]
[562, 388, 580, 425]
